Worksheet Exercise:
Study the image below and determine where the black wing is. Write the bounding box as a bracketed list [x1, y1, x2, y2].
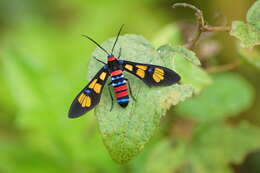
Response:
[68, 67, 109, 118]
[122, 60, 180, 86]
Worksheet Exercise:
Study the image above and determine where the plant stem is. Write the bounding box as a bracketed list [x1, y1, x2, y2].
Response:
[173, 3, 230, 50]
[206, 60, 241, 73]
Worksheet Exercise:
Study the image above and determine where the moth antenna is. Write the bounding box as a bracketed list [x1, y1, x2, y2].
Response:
[111, 24, 124, 55]
[82, 35, 110, 56]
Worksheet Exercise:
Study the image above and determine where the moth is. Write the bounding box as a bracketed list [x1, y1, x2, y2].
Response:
[68, 25, 181, 118]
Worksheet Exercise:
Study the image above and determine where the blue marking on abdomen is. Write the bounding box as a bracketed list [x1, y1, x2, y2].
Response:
[118, 60, 124, 65]
[112, 80, 126, 87]
[117, 98, 129, 102]
[111, 74, 124, 81]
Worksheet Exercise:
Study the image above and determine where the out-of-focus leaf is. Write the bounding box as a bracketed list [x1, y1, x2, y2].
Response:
[230, 0, 260, 48]
[89, 35, 194, 163]
[2, 21, 123, 172]
[171, 46, 201, 66]
[247, 0, 260, 30]
[176, 72, 254, 121]
[237, 44, 260, 70]
[144, 140, 187, 173]
[144, 122, 260, 173]
[152, 23, 182, 48]
[158, 45, 211, 94]
[230, 21, 260, 48]
[0, 141, 66, 173]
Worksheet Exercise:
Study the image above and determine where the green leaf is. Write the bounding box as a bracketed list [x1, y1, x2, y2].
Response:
[237, 45, 260, 69]
[89, 34, 194, 163]
[158, 45, 212, 94]
[144, 140, 187, 173]
[152, 23, 183, 48]
[1, 23, 123, 172]
[247, 0, 260, 30]
[230, 0, 260, 69]
[144, 122, 260, 173]
[230, 0, 260, 48]
[0, 141, 66, 173]
[171, 46, 201, 66]
[176, 72, 254, 121]
[230, 21, 260, 48]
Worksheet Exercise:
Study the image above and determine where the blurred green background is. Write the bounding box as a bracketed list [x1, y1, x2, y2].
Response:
[0, 0, 260, 172]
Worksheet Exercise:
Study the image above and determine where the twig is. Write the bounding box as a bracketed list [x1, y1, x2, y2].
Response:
[201, 26, 230, 32]
[172, 3, 230, 50]
[173, 3, 205, 25]
[206, 60, 241, 73]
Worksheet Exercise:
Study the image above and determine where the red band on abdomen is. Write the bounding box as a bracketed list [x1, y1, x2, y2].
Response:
[114, 84, 127, 92]
[115, 90, 129, 98]
[111, 70, 122, 76]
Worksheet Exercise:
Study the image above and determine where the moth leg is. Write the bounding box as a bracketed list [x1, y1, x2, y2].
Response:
[93, 56, 106, 64]
[118, 47, 122, 59]
[125, 79, 136, 102]
[108, 83, 114, 111]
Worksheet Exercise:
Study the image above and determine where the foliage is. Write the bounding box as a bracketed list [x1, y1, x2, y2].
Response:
[230, 0, 260, 70]
[176, 72, 254, 121]
[168, 45, 212, 94]
[230, 0, 260, 48]
[152, 24, 183, 47]
[0, 0, 260, 172]
[144, 122, 260, 173]
[89, 35, 198, 163]
[142, 71, 256, 172]
[237, 45, 260, 69]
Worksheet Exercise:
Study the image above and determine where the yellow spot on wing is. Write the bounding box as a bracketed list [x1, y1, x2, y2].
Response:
[78, 93, 86, 104]
[152, 68, 165, 83]
[86, 96, 91, 107]
[155, 68, 164, 74]
[153, 73, 164, 83]
[153, 74, 160, 82]
[80, 95, 91, 107]
[89, 79, 97, 89]
[94, 83, 102, 93]
[136, 65, 147, 70]
[158, 74, 164, 80]
[136, 69, 145, 78]
[99, 72, 107, 80]
[82, 97, 87, 107]
[125, 64, 133, 71]
[83, 96, 91, 107]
